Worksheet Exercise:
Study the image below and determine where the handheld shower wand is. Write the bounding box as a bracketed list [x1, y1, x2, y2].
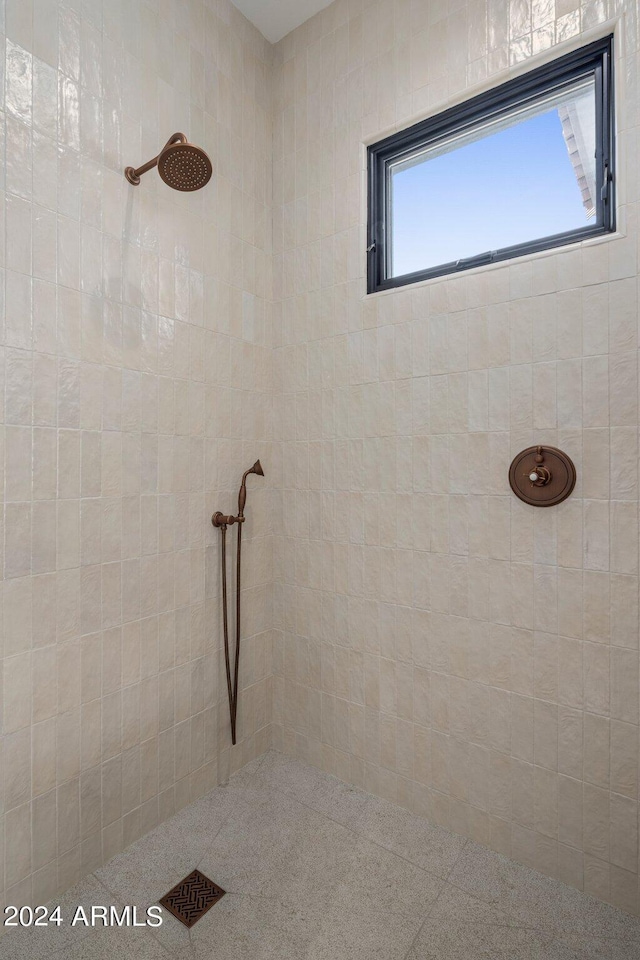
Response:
[238, 460, 264, 517]
[212, 461, 264, 745]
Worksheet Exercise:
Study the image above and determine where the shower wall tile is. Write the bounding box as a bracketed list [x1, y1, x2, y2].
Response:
[272, 0, 640, 917]
[0, 0, 275, 917]
[1, 0, 637, 925]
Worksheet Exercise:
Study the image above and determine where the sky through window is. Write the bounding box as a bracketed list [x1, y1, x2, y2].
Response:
[390, 94, 595, 277]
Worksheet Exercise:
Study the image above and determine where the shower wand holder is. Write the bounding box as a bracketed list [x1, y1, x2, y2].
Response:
[212, 512, 245, 528]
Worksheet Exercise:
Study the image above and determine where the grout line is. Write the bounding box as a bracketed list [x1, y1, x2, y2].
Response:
[95, 868, 189, 957]
[245, 761, 467, 885]
[195, 752, 271, 870]
[399, 842, 470, 960]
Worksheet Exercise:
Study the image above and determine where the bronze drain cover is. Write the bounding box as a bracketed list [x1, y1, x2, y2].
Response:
[159, 869, 226, 927]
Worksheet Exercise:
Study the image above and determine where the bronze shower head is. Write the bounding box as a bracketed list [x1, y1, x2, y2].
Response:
[247, 460, 264, 477]
[125, 133, 212, 191]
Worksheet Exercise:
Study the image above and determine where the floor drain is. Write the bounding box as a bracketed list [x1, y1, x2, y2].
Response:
[159, 869, 226, 927]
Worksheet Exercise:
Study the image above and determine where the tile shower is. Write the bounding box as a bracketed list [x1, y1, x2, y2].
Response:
[0, 0, 274, 913]
[0, 0, 639, 955]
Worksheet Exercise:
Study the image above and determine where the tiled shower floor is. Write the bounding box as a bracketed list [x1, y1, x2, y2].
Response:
[3, 751, 640, 960]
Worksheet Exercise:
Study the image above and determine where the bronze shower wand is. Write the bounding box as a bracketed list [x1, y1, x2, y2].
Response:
[212, 461, 264, 745]
[238, 460, 264, 517]
[125, 132, 212, 191]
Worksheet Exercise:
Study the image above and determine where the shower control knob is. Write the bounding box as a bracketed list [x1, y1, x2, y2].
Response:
[528, 466, 551, 485]
[509, 445, 576, 507]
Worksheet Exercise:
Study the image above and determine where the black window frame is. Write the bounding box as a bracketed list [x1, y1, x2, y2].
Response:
[367, 35, 615, 294]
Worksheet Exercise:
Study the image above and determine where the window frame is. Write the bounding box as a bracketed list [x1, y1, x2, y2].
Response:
[367, 35, 615, 294]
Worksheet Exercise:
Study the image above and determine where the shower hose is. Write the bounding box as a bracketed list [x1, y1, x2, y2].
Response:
[220, 519, 242, 745]
[212, 461, 263, 745]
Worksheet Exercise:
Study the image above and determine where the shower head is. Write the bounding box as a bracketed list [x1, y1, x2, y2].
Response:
[247, 460, 264, 478]
[125, 133, 212, 191]
[157, 139, 212, 191]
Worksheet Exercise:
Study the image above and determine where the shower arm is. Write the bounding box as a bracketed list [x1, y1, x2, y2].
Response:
[125, 133, 187, 185]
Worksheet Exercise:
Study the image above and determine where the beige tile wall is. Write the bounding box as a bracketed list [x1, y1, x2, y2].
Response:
[271, 0, 640, 916]
[0, 0, 274, 914]
[2, 0, 638, 923]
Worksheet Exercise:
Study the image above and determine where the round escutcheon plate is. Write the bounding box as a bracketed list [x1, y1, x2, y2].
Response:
[509, 445, 576, 507]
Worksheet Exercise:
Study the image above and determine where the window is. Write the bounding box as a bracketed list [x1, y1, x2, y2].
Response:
[367, 36, 614, 293]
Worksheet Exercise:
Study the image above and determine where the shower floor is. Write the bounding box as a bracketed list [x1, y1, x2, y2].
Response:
[4, 751, 639, 960]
